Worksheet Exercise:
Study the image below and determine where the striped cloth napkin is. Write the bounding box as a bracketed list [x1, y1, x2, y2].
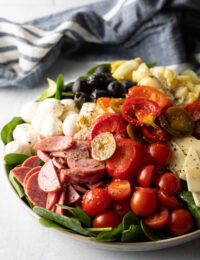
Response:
[0, 0, 200, 88]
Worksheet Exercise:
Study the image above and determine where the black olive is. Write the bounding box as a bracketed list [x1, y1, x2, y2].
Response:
[122, 80, 138, 92]
[74, 92, 90, 109]
[95, 66, 111, 75]
[72, 78, 90, 94]
[63, 82, 74, 92]
[107, 81, 124, 97]
[87, 73, 108, 89]
[90, 89, 110, 102]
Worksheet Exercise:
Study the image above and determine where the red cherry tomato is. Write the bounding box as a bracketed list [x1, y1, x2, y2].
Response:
[93, 210, 121, 229]
[108, 179, 131, 200]
[144, 207, 169, 229]
[106, 138, 148, 179]
[130, 188, 158, 216]
[110, 199, 131, 218]
[167, 209, 194, 236]
[82, 188, 111, 216]
[157, 190, 182, 210]
[185, 99, 200, 122]
[142, 126, 169, 143]
[137, 165, 154, 188]
[158, 172, 182, 195]
[122, 97, 161, 127]
[147, 142, 172, 166]
[135, 186, 158, 195]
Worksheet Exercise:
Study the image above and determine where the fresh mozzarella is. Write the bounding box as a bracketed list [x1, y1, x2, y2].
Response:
[79, 102, 95, 128]
[192, 192, 200, 207]
[63, 113, 80, 137]
[37, 98, 64, 117]
[5, 140, 32, 155]
[13, 123, 34, 140]
[20, 129, 40, 147]
[20, 101, 39, 123]
[41, 115, 63, 137]
[31, 113, 46, 131]
[60, 99, 79, 121]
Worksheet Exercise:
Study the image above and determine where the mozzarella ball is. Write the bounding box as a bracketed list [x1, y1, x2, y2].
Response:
[20, 129, 40, 147]
[5, 140, 32, 155]
[41, 115, 63, 137]
[63, 113, 81, 137]
[20, 101, 39, 123]
[13, 123, 33, 140]
[31, 113, 46, 131]
[37, 98, 64, 117]
[60, 99, 79, 121]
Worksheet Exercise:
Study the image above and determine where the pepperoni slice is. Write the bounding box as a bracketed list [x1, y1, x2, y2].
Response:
[65, 184, 81, 205]
[22, 156, 40, 168]
[38, 160, 62, 192]
[23, 166, 42, 189]
[46, 191, 60, 210]
[55, 190, 66, 215]
[34, 136, 74, 152]
[37, 150, 50, 162]
[11, 166, 31, 185]
[26, 171, 47, 207]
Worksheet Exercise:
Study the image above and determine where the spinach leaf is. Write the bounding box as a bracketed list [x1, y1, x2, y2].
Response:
[37, 78, 57, 102]
[33, 206, 89, 235]
[4, 153, 30, 166]
[122, 211, 140, 230]
[182, 70, 199, 80]
[140, 220, 169, 241]
[55, 74, 64, 100]
[121, 225, 147, 242]
[56, 204, 91, 227]
[9, 171, 25, 198]
[180, 191, 200, 228]
[86, 63, 111, 76]
[39, 217, 75, 233]
[145, 62, 156, 68]
[1, 117, 24, 145]
[93, 224, 123, 242]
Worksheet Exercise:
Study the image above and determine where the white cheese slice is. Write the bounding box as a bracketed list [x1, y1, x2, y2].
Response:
[192, 192, 200, 207]
[186, 166, 200, 192]
[173, 137, 200, 157]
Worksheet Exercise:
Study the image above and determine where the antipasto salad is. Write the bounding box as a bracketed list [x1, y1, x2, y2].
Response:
[2, 58, 200, 243]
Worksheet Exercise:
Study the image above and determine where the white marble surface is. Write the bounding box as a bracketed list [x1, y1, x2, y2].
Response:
[1, 1, 200, 260]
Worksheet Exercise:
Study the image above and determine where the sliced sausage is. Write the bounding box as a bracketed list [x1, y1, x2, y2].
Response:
[65, 184, 81, 205]
[72, 184, 88, 194]
[46, 191, 60, 210]
[55, 190, 66, 215]
[59, 170, 68, 185]
[37, 150, 50, 162]
[52, 157, 66, 169]
[86, 181, 104, 189]
[67, 158, 106, 175]
[38, 160, 62, 192]
[34, 136, 74, 152]
[11, 166, 31, 185]
[22, 156, 40, 168]
[23, 166, 42, 189]
[26, 171, 47, 207]
[51, 141, 90, 159]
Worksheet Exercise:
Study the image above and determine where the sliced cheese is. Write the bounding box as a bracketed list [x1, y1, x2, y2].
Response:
[173, 137, 200, 157]
[168, 141, 187, 180]
[185, 167, 200, 192]
[192, 192, 200, 207]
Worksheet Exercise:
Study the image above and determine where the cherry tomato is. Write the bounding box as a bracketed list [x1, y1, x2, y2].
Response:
[167, 209, 194, 236]
[147, 142, 172, 166]
[142, 126, 169, 143]
[137, 165, 154, 188]
[144, 207, 169, 229]
[108, 179, 131, 200]
[130, 188, 157, 216]
[185, 99, 200, 122]
[106, 138, 148, 179]
[157, 190, 182, 210]
[122, 97, 161, 127]
[110, 199, 131, 218]
[158, 172, 182, 195]
[82, 188, 111, 216]
[126, 86, 170, 110]
[93, 210, 121, 229]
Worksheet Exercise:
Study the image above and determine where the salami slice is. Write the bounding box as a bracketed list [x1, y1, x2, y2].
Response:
[55, 190, 66, 215]
[37, 150, 50, 163]
[23, 166, 42, 189]
[67, 158, 106, 174]
[34, 136, 74, 152]
[26, 171, 47, 207]
[22, 156, 40, 168]
[38, 160, 62, 192]
[52, 157, 66, 169]
[46, 191, 60, 210]
[51, 141, 90, 159]
[11, 166, 31, 185]
[65, 184, 81, 205]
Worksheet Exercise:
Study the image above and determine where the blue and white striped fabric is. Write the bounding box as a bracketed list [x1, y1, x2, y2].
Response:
[1, 0, 200, 88]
